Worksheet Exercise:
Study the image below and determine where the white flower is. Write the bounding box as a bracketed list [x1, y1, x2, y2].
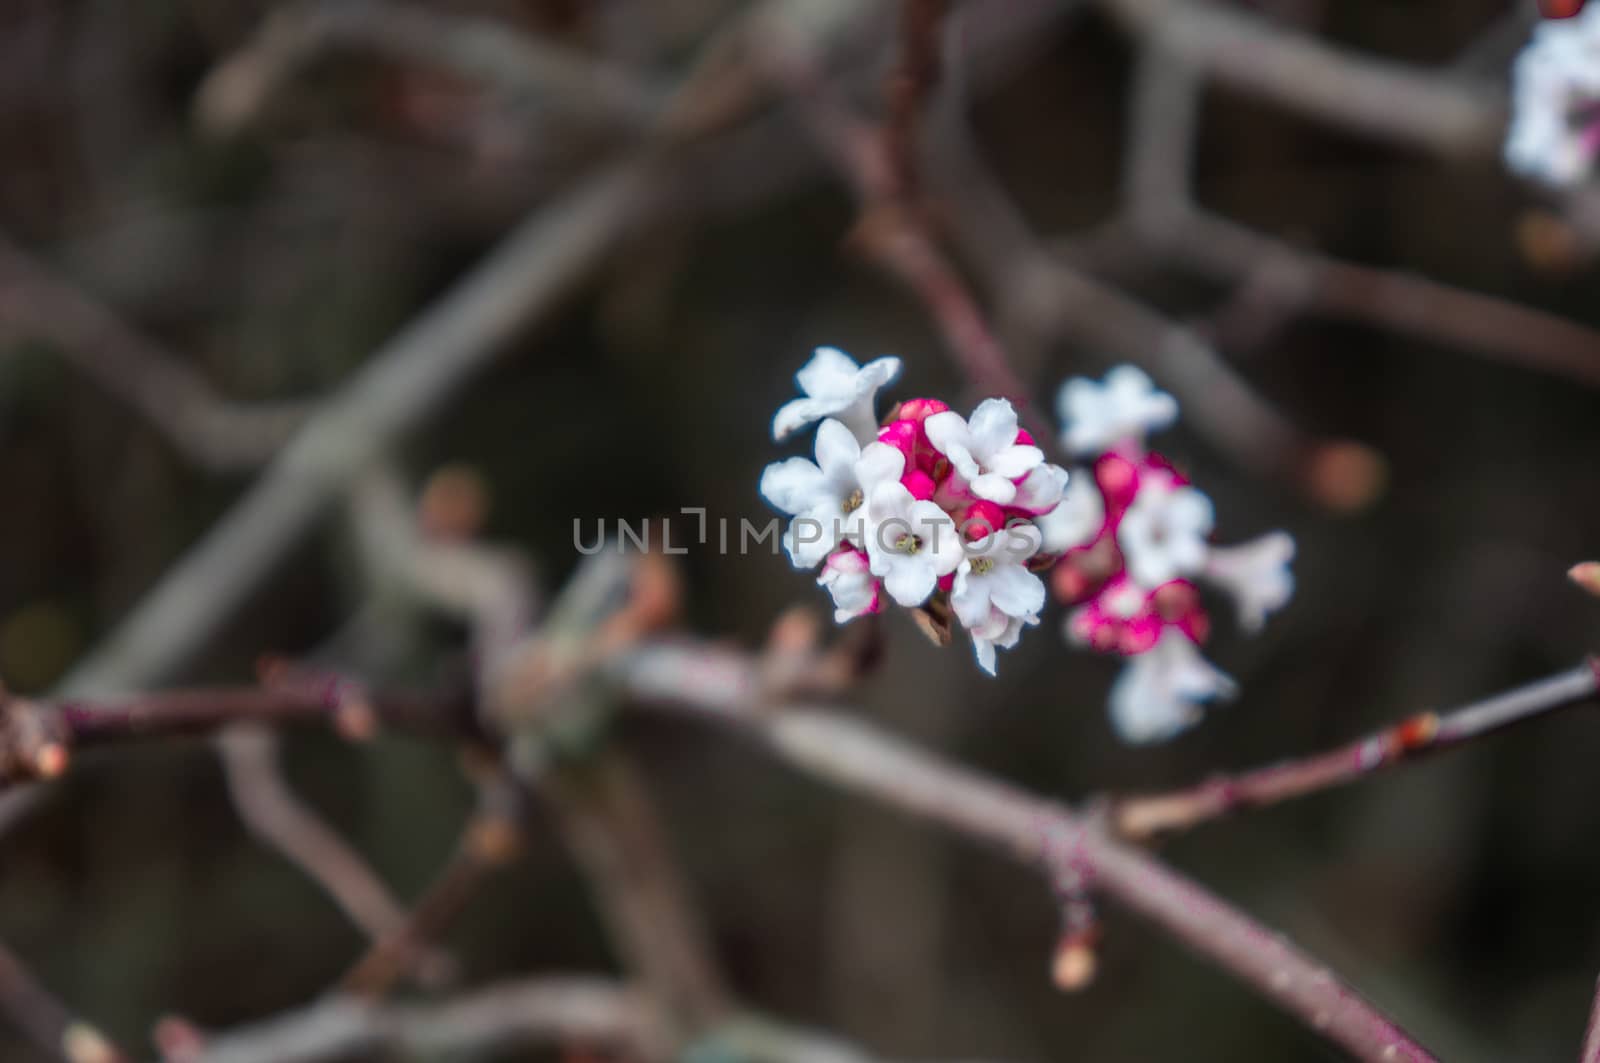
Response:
[818, 548, 879, 624]
[1108, 631, 1237, 743]
[759, 420, 904, 569]
[1506, 8, 1600, 186]
[1056, 366, 1177, 457]
[773, 346, 902, 443]
[951, 525, 1046, 632]
[1010, 462, 1069, 516]
[1117, 479, 1214, 588]
[923, 398, 1044, 505]
[968, 605, 1038, 676]
[1203, 531, 1295, 632]
[862, 481, 963, 607]
[1035, 473, 1104, 554]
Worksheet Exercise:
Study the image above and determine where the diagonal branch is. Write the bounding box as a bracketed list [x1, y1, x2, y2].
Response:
[1114, 659, 1600, 839]
[189, 975, 669, 1063]
[217, 724, 451, 988]
[611, 641, 1438, 1062]
[0, 937, 128, 1063]
[0, 235, 309, 472]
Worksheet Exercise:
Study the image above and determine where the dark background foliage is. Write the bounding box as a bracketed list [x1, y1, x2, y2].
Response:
[0, 0, 1597, 1059]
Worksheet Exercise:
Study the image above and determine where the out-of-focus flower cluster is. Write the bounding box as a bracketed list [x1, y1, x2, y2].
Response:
[1046, 367, 1294, 743]
[1506, 3, 1600, 186]
[760, 351, 1294, 743]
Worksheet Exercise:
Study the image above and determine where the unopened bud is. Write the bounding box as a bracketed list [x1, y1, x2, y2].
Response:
[1051, 937, 1098, 992]
[1569, 562, 1600, 599]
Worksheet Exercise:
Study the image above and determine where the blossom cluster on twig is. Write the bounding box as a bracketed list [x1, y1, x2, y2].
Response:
[759, 350, 1295, 742]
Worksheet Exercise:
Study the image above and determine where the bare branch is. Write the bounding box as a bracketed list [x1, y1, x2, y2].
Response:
[1114, 661, 1600, 839]
[1097, 0, 1505, 157]
[189, 976, 669, 1063]
[541, 750, 731, 1036]
[612, 642, 1438, 1062]
[0, 235, 308, 472]
[1138, 208, 1600, 391]
[217, 725, 451, 987]
[0, 680, 476, 788]
[60, 0, 887, 698]
[194, 0, 664, 139]
[339, 760, 522, 998]
[0, 937, 128, 1063]
[1581, 975, 1600, 1063]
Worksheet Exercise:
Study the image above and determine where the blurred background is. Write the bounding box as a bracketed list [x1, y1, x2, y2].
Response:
[1, 0, 1599, 1059]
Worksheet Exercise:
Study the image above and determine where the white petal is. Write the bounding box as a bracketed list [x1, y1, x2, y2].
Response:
[796, 346, 862, 398]
[972, 634, 998, 676]
[813, 418, 862, 481]
[784, 505, 843, 569]
[854, 442, 906, 495]
[950, 563, 993, 629]
[910, 502, 963, 575]
[1167, 486, 1216, 537]
[855, 356, 903, 394]
[987, 444, 1043, 479]
[970, 473, 1017, 505]
[865, 480, 914, 527]
[988, 563, 1045, 618]
[994, 522, 1043, 565]
[1107, 633, 1236, 744]
[882, 556, 936, 606]
[773, 396, 835, 441]
[1204, 531, 1295, 632]
[1012, 463, 1068, 515]
[923, 411, 977, 475]
[966, 398, 1019, 459]
[1036, 477, 1103, 553]
[759, 457, 826, 515]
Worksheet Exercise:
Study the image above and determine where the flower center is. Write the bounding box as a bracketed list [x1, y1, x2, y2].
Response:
[841, 489, 863, 515]
[970, 557, 995, 575]
[893, 533, 922, 555]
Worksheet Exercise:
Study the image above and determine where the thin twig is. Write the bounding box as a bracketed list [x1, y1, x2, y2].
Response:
[1097, 0, 1505, 157]
[0, 681, 477, 788]
[1138, 208, 1600, 391]
[540, 749, 731, 1036]
[1581, 975, 1600, 1063]
[611, 641, 1438, 1063]
[189, 976, 670, 1063]
[339, 760, 523, 998]
[193, 0, 665, 139]
[0, 235, 309, 472]
[218, 724, 451, 987]
[1114, 660, 1600, 839]
[0, 937, 128, 1063]
[766, 28, 1037, 426]
[60, 0, 886, 698]
[883, 0, 947, 201]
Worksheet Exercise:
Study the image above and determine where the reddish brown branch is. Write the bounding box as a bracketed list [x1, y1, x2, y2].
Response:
[0, 681, 477, 789]
[612, 642, 1437, 1062]
[1114, 660, 1600, 839]
[1582, 974, 1600, 1063]
[540, 749, 731, 1038]
[884, 0, 948, 200]
[219, 725, 451, 989]
[340, 761, 523, 998]
[765, 23, 1037, 424]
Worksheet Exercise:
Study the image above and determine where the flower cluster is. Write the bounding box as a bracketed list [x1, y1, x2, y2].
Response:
[1506, 4, 1600, 186]
[758, 351, 1295, 743]
[761, 347, 1067, 676]
[1045, 367, 1294, 743]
